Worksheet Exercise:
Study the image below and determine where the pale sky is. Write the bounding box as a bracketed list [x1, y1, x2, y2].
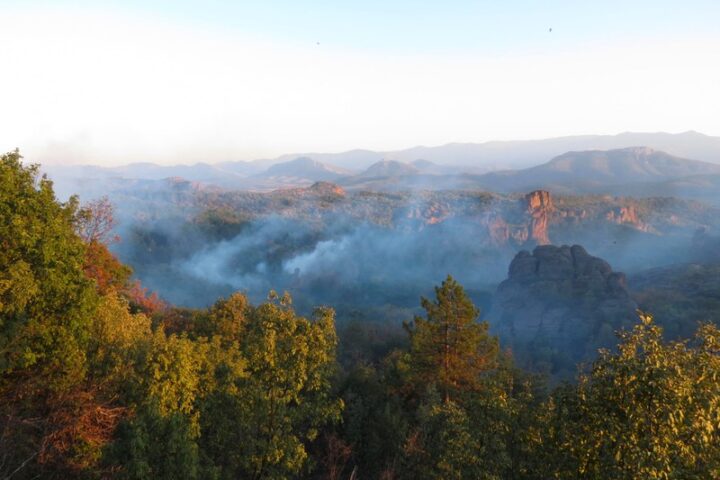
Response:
[1, 1, 719, 166]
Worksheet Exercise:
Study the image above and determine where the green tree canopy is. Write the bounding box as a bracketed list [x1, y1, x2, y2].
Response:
[0, 150, 97, 389]
[404, 275, 500, 403]
[550, 313, 720, 478]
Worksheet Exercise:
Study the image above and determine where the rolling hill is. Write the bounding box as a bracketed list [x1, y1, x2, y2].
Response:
[254, 156, 351, 181]
[477, 147, 720, 192]
[337, 147, 720, 199]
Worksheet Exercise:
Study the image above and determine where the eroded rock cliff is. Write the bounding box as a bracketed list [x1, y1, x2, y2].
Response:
[524, 190, 553, 245]
[489, 244, 637, 377]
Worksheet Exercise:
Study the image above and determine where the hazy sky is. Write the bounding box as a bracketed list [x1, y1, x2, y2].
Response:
[2, 1, 719, 165]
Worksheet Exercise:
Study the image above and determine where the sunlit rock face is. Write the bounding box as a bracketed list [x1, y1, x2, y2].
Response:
[482, 190, 554, 248]
[605, 205, 654, 232]
[489, 244, 637, 376]
[523, 190, 553, 245]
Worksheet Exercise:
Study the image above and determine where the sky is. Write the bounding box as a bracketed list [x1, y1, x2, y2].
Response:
[1, 1, 719, 166]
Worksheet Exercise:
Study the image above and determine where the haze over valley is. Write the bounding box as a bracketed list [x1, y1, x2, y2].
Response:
[4, 1, 720, 477]
[36, 131, 720, 379]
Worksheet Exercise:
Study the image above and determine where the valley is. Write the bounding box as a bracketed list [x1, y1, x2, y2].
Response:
[7, 2, 720, 476]
[8, 135, 720, 477]
[39, 137, 720, 383]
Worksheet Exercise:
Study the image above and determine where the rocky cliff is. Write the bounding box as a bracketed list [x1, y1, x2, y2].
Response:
[489, 244, 637, 377]
[524, 190, 553, 245]
[604, 205, 653, 232]
[481, 190, 554, 247]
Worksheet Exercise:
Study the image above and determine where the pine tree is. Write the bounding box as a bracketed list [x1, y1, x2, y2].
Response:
[405, 275, 499, 403]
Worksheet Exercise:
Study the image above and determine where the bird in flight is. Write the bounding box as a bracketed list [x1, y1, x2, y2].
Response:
[549, 27, 553, 33]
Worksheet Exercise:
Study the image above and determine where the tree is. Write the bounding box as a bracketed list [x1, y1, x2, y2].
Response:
[75, 196, 119, 245]
[401, 398, 481, 480]
[220, 294, 342, 479]
[0, 150, 104, 477]
[339, 363, 410, 479]
[87, 292, 151, 389]
[199, 292, 249, 340]
[0, 150, 96, 388]
[105, 404, 201, 480]
[552, 313, 720, 478]
[404, 275, 500, 403]
[82, 239, 133, 294]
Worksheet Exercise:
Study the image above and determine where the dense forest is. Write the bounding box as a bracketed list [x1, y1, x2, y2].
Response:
[2, 149, 720, 479]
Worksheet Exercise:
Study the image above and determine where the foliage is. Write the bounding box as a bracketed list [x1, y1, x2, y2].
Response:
[338, 363, 410, 478]
[104, 404, 201, 480]
[104, 293, 341, 480]
[76, 196, 120, 245]
[83, 240, 133, 295]
[223, 297, 342, 479]
[403, 275, 500, 403]
[401, 398, 481, 480]
[0, 150, 96, 389]
[0, 151, 103, 478]
[545, 313, 720, 478]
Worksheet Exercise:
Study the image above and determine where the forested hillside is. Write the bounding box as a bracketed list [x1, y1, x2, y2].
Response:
[3, 152, 720, 478]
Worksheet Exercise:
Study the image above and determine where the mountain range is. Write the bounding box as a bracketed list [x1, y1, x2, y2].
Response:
[338, 147, 720, 198]
[41, 132, 720, 203]
[261, 130, 720, 171]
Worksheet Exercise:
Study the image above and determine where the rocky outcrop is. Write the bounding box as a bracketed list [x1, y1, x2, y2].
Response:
[525, 190, 553, 212]
[605, 206, 638, 224]
[387, 189, 673, 249]
[479, 190, 554, 247]
[489, 245, 637, 375]
[604, 205, 653, 232]
[307, 181, 346, 197]
[523, 190, 553, 245]
[405, 202, 452, 226]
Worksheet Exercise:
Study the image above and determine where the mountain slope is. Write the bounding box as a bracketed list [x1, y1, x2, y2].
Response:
[256, 131, 720, 171]
[476, 147, 720, 193]
[355, 160, 419, 178]
[533, 147, 720, 181]
[255, 156, 350, 181]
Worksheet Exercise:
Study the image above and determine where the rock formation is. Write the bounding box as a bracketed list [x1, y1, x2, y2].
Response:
[523, 190, 553, 245]
[489, 244, 637, 376]
[604, 205, 653, 232]
[307, 181, 346, 197]
[482, 190, 554, 247]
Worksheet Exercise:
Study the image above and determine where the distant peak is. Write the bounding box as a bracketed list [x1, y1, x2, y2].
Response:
[360, 159, 419, 177]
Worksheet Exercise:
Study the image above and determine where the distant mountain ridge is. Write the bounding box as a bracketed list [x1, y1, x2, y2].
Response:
[356, 160, 420, 178]
[475, 147, 720, 193]
[262, 130, 720, 171]
[41, 132, 720, 199]
[534, 147, 720, 180]
[256, 156, 351, 180]
[43, 131, 720, 177]
[330, 147, 720, 202]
